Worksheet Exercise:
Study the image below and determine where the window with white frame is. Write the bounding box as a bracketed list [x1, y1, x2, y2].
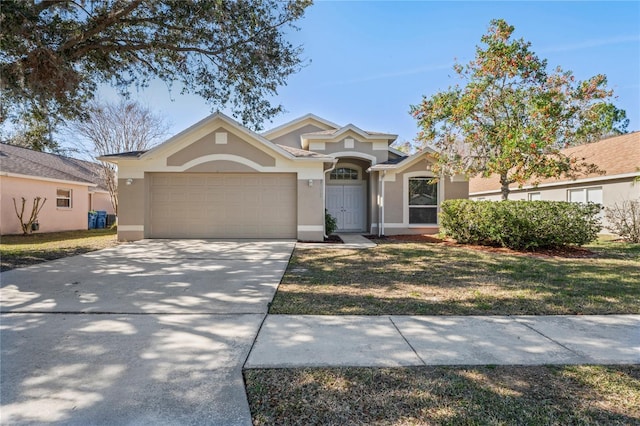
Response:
[528, 192, 541, 201]
[330, 167, 359, 180]
[408, 177, 438, 224]
[568, 187, 602, 204]
[56, 188, 72, 208]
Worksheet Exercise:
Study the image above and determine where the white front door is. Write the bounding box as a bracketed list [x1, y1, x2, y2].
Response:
[326, 185, 364, 231]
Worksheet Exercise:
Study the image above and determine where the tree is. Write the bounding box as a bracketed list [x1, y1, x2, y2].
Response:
[1, 110, 61, 152]
[410, 19, 628, 200]
[69, 100, 169, 213]
[12, 197, 47, 235]
[1, 0, 311, 133]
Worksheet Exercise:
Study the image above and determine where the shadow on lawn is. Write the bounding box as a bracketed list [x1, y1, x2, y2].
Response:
[274, 243, 640, 315]
[244, 365, 640, 425]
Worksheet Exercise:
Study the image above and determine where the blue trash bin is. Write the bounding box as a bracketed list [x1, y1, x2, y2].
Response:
[88, 211, 97, 229]
[96, 211, 107, 229]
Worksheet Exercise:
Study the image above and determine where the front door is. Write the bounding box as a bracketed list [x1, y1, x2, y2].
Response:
[327, 185, 364, 231]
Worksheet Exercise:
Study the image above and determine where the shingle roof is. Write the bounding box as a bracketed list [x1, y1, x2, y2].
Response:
[100, 150, 147, 158]
[302, 129, 338, 136]
[276, 144, 334, 159]
[469, 132, 640, 194]
[302, 129, 394, 137]
[0, 143, 107, 190]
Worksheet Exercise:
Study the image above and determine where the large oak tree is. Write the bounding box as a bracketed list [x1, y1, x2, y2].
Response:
[1, 0, 311, 150]
[411, 19, 628, 199]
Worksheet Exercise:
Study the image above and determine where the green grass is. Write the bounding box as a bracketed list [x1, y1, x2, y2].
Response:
[0, 228, 118, 271]
[270, 239, 640, 315]
[245, 365, 640, 425]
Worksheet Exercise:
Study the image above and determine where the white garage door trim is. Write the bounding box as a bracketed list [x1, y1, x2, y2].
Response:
[148, 172, 297, 238]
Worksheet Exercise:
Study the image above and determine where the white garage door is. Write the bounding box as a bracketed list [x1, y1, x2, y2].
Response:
[149, 173, 297, 238]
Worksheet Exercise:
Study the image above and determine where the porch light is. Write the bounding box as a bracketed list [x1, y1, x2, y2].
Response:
[126, 178, 133, 185]
[308, 179, 313, 187]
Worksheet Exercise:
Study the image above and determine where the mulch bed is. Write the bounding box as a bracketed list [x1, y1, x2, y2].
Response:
[298, 235, 343, 244]
[367, 234, 596, 259]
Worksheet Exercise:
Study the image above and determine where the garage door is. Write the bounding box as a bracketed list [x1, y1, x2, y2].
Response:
[149, 173, 297, 238]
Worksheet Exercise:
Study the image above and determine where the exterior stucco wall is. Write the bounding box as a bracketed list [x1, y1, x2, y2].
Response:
[314, 135, 389, 165]
[297, 178, 324, 241]
[269, 124, 328, 148]
[167, 127, 276, 167]
[117, 177, 146, 240]
[90, 191, 115, 214]
[1, 176, 89, 235]
[470, 177, 639, 233]
[113, 146, 324, 241]
[184, 160, 258, 173]
[443, 179, 470, 201]
[370, 157, 469, 236]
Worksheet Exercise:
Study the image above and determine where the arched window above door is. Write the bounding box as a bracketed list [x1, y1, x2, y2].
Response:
[330, 167, 359, 180]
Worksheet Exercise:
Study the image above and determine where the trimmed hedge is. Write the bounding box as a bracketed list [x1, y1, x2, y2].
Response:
[440, 200, 602, 250]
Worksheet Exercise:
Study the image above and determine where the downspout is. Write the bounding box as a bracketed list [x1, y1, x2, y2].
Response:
[323, 160, 338, 238]
[380, 170, 386, 237]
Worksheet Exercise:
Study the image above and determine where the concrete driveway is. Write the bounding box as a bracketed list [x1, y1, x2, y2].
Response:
[0, 239, 294, 425]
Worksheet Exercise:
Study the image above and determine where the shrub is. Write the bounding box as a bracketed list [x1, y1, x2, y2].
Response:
[325, 209, 338, 235]
[605, 200, 640, 243]
[440, 199, 601, 250]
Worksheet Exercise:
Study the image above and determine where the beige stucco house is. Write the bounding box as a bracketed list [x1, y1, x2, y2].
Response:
[103, 112, 468, 242]
[0, 143, 114, 235]
[469, 132, 640, 232]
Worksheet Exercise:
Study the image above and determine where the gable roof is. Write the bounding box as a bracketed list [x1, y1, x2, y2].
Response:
[0, 143, 106, 189]
[101, 112, 335, 164]
[261, 113, 341, 139]
[469, 132, 640, 194]
[368, 146, 437, 172]
[301, 123, 397, 143]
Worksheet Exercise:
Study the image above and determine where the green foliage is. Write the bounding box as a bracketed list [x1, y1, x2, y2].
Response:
[440, 199, 602, 250]
[1, 0, 311, 131]
[411, 19, 627, 200]
[605, 200, 640, 243]
[325, 209, 338, 235]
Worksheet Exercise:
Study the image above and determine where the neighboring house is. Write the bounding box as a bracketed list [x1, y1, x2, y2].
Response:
[102, 112, 468, 242]
[469, 132, 640, 232]
[0, 143, 115, 235]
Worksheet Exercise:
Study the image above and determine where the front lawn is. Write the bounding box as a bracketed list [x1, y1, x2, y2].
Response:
[0, 228, 118, 272]
[270, 239, 640, 315]
[245, 365, 640, 425]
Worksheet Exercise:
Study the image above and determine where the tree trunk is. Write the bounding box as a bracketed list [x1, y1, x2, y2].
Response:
[499, 174, 510, 200]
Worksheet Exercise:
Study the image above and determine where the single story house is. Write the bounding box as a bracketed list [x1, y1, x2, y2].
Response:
[102, 112, 468, 242]
[0, 143, 114, 235]
[469, 132, 640, 232]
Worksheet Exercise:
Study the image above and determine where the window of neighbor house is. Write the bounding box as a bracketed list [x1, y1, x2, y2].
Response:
[568, 187, 603, 219]
[568, 187, 602, 204]
[409, 177, 438, 224]
[57, 188, 72, 208]
[330, 167, 359, 180]
[528, 192, 542, 201]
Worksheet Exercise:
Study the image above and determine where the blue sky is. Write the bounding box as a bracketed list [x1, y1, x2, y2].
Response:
[100, 1, 640, 146]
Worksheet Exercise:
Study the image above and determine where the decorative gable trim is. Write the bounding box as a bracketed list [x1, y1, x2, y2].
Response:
[261, 113, 340, 140]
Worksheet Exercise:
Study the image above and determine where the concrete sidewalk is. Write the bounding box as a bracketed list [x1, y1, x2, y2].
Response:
[245, 315, 640, 368]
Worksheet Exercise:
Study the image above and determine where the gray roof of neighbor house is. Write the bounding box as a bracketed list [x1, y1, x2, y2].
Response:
[100, 150, 147, 159]
[0, 143, 108, 190]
